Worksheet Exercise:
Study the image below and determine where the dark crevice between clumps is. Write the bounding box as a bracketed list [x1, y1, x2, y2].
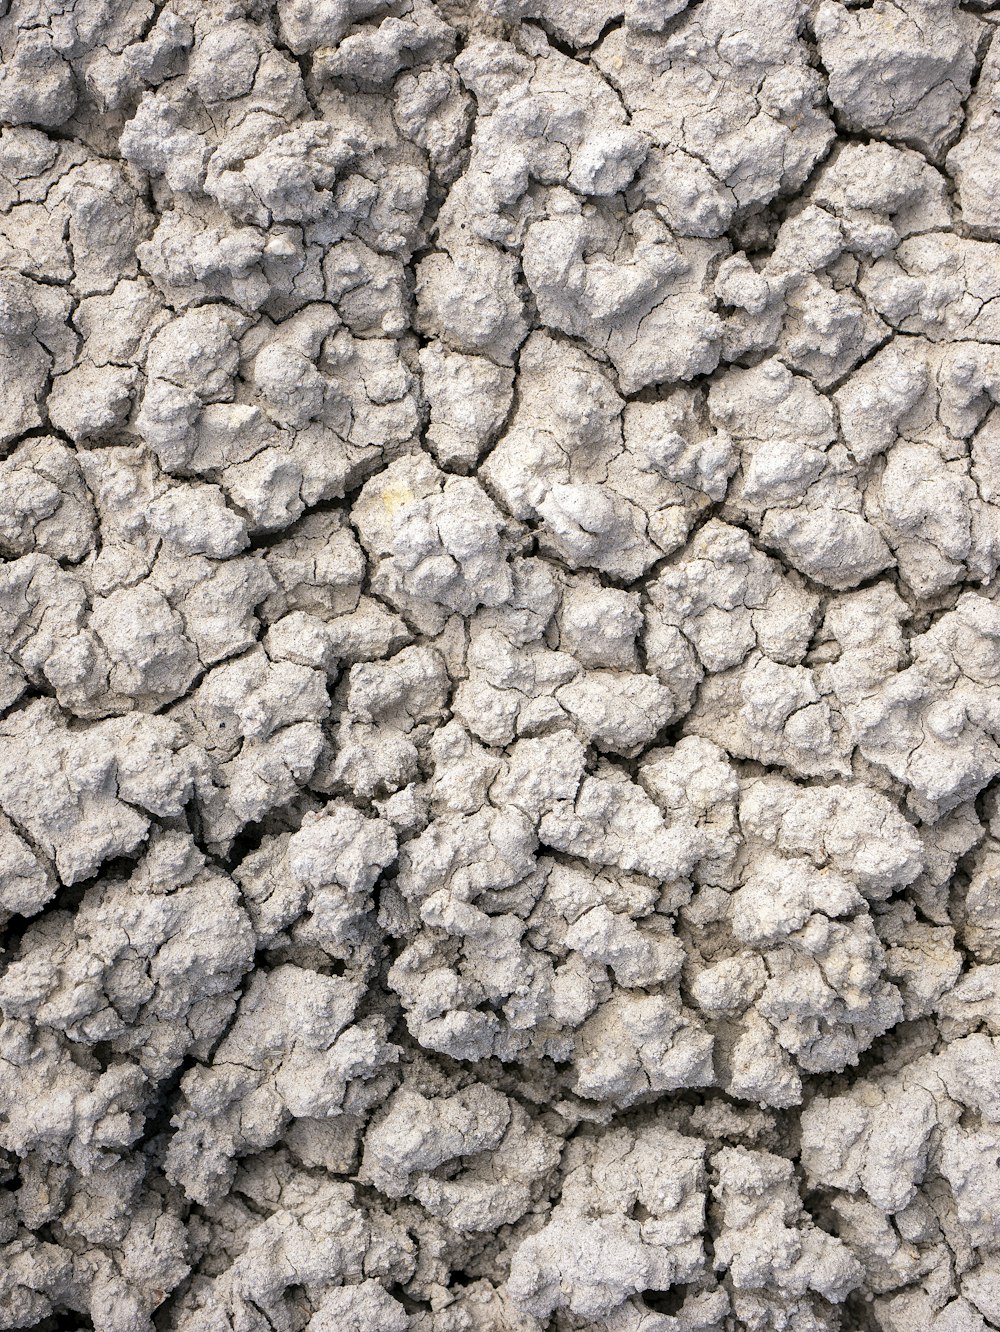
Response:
[641, 1284, 688, 1315]
[0, 849, 143, 970]
[843, 1288, 888, 1332]
[21, 1314, 96, 1332]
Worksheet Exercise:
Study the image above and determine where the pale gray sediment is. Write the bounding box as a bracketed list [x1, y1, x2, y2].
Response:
[0, 1, 998, 1329]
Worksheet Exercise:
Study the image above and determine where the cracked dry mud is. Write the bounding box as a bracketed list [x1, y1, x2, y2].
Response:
[0, 0, 999, 1329]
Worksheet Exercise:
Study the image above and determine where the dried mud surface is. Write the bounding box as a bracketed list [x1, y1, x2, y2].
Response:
[0, 1, 999, 1329]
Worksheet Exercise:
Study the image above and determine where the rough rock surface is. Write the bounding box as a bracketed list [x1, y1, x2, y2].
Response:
[0, 1, 998, 1329]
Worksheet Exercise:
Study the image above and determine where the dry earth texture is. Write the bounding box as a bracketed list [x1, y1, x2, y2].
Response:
[0, 0, 999, 1329]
